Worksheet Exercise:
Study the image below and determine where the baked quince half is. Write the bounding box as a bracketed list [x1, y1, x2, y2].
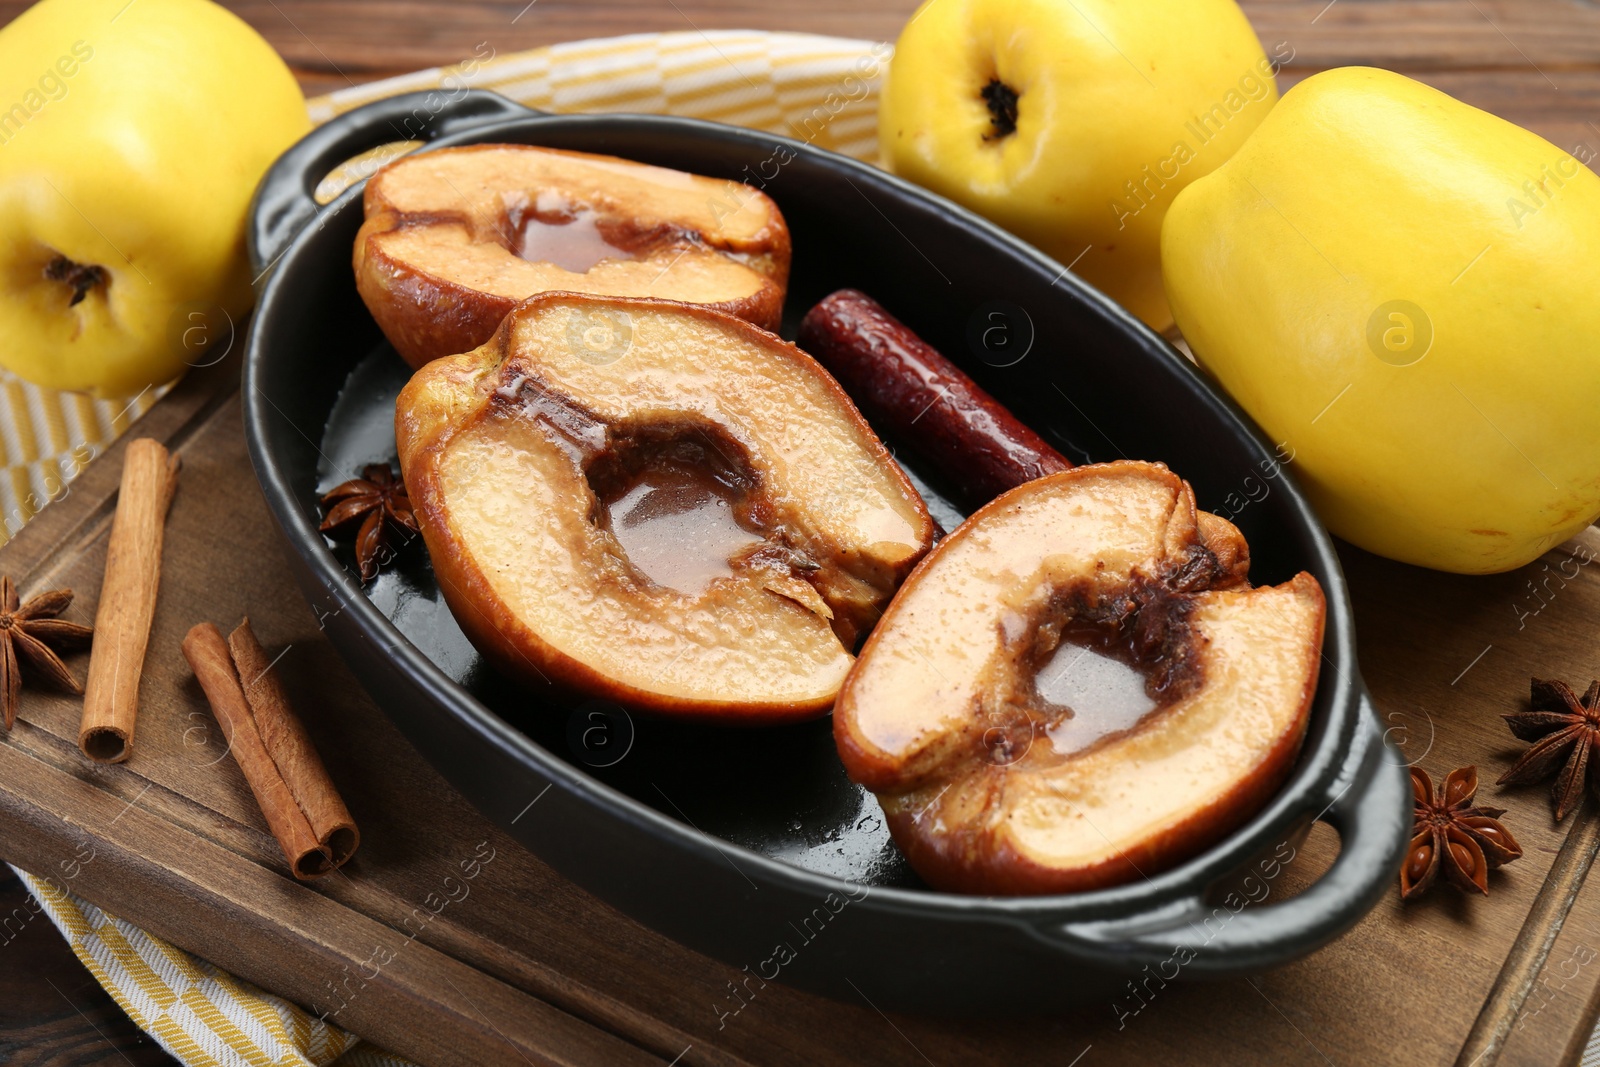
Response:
[834, 462, 1325, 894]
[356, 144, 791, 369]
[396, 293, 935, 722]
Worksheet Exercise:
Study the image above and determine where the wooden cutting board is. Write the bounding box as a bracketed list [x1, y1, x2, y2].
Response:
[2, 331, 1600, 1067]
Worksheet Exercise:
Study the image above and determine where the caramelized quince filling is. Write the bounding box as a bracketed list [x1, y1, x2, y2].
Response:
[834, 462, 1325, 895]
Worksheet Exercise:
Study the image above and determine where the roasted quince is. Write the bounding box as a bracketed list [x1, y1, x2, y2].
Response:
[356, 144, 791, 368]
[834, 461, 1324, 894]
[395, 294, 935, 722]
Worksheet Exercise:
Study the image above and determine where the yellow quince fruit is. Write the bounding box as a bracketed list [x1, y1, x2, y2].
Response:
[0, 0, 309, 396]
[1163, 67, 1600, 574]
[879, 0, 1284, 330]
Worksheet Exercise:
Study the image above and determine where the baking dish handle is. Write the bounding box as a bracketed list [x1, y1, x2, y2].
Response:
[248, 89, 537, 277]
[1031, 696, 1409, 971]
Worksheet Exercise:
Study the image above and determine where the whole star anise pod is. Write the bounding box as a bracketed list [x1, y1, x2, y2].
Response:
[318, 463, 418, 582]
[1402, 765, 1522, 900]
[1499, 677, 1600, 821]
[0, 575, 94, 729]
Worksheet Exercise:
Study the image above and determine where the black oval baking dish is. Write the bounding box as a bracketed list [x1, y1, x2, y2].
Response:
[243, 89, 1408, 1013]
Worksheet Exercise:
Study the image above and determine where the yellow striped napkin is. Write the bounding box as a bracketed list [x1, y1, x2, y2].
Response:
[8, 28, 887, 1066]
[0, 380, 165, 545]
[11, 866, 409, 1067]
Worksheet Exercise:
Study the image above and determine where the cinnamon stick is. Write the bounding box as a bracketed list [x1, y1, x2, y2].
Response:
[797, 290, 1072, 508]
[182, 619, 358, 878]
[227, 620, 359, 868]
[78, 438, 180, 763]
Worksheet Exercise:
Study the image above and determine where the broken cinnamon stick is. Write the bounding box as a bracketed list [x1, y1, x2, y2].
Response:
[182, 619, 358, 879]
[78, 438, 180, 763]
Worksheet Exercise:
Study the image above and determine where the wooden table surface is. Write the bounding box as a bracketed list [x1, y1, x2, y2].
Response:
[0, 0, 1595, 1063]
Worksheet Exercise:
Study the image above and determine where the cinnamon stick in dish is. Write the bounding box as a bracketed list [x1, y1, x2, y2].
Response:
[182, 619, 358, 879]
[78, 438, 180, 763]
[798, 289, 1071, 508]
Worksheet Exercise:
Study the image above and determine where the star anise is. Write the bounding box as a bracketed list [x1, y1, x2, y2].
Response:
[318, 463, 418, 582]
[1401, 765, 1522, 900]
[0, 576, 94, 729]
[1499, 677, 1600, 821]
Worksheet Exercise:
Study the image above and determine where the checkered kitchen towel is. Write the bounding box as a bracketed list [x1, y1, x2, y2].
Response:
[7, 28, 887, 1067]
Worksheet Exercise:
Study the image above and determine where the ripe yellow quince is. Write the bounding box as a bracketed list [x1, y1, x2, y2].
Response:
[879, 0, 1283, 330]
[0, 0, 308, 396]
[1163, 67, 1600, 574]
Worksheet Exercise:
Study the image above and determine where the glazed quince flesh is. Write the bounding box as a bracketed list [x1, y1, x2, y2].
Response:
[395, 294, 935, 722]
[356, 144, 791, 368]
[834, 462, 1325, 894]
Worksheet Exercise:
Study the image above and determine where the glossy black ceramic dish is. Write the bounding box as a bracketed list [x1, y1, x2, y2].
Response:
[242, 89, 1408, 1012]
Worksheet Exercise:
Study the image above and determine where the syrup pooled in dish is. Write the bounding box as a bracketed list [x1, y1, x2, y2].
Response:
[599, 459, 764, 598]
[512, 193, 641, 274]
[1034, 628, 1164, 757]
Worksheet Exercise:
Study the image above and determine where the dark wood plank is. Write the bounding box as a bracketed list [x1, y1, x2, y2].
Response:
[0, 868, 177, 1066]
[1245, 0, 1600, 70]
[5, 0, 1596, 100]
